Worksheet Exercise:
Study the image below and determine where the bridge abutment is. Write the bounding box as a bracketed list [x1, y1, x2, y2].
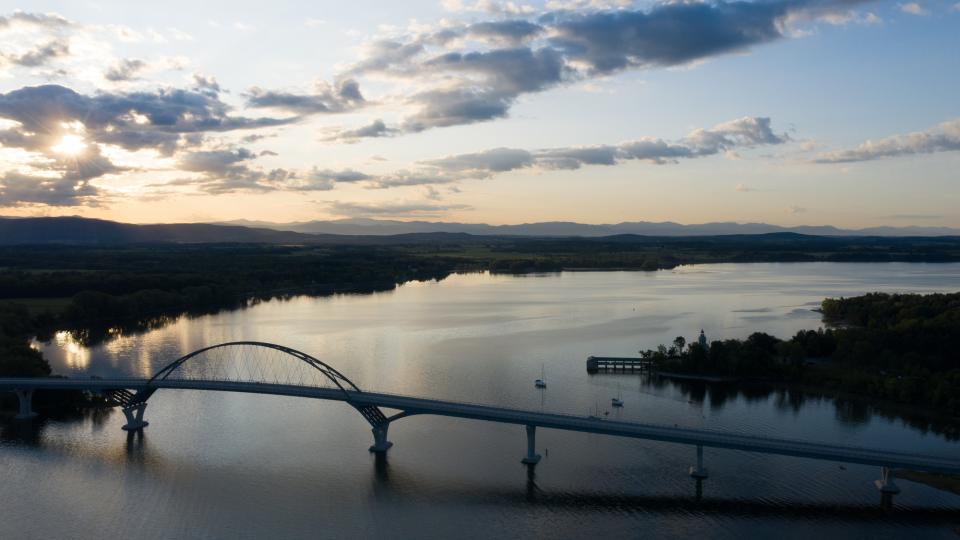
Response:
[121, 402, 149, 431]
[521, 424, 541, 465]
[14, 389, 37, 420]
[369, 424, 393, 453]
[875, 466, 899, 508]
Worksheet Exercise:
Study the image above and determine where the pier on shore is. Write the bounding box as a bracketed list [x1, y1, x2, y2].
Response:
[586, 356, 653, 373]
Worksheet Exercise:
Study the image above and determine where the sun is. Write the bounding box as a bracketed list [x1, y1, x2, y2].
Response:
[52, 134, 88, 156]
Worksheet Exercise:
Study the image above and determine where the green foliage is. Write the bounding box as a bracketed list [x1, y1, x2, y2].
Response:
[642, 293, 960, 414]
[0, 303, 52, 377]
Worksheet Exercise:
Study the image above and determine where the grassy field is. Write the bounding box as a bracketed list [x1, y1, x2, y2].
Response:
[0, 297, 71, 316]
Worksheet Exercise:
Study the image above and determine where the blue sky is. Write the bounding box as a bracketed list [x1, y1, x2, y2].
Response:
[0, 0, 957, 227]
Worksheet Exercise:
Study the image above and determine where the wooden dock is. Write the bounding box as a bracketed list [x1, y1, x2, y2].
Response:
[586, 356, 653, 373]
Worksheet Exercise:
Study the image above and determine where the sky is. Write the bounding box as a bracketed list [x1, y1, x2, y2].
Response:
[0, 0, 957, 227]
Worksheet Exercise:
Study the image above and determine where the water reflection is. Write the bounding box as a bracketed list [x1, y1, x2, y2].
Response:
[7, 264, 960, 539]
[643, 374, 960, 441]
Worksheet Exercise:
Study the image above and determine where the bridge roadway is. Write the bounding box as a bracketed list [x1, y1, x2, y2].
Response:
[3, 376, 960, 477]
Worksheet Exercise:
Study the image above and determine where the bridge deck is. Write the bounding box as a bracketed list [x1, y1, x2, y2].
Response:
[2, 377, 959, 475]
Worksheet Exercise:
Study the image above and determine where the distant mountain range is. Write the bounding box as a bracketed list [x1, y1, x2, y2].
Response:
[0, 216, 484, 245]
[219, 217, 960, 237]
[0, 216, 957, 245]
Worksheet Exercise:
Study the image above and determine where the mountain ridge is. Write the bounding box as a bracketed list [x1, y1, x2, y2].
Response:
[1, 216, 958, 245]
[216, 217, 960, 237]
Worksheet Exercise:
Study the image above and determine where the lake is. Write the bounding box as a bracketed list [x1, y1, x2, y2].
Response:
[4, 262, 960, 538]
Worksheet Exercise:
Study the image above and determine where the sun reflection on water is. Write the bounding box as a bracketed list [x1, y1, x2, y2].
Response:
[54, 331, 90, 370]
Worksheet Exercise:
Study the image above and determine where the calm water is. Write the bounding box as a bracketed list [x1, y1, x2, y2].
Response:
[4, 263, 960, 538]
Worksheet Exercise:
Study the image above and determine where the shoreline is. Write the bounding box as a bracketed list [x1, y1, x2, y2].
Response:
[896, 469, 960, 496]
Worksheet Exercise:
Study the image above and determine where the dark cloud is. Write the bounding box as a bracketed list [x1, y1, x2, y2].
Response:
[398, 46, 566, 131]
[413, 116, 787, 177]
[332, 0, 867, 138]
[0, 171, 100, 206]
[245, 78, 365, 114]
[424, 147, 535, 175]
[324, 119, 396, 143]
[545, 2, 784, 74]
[192, 73, 222, 95]
[466, 20, 543, 44]
[0, 145, 122, 207]
[813, 118, 960, 163]
[403, 88, 513, 131]
[104, 58, 146, 81]
[0, 84, 292, 156]
[2, 39, 70, 68]
[172, 148, 291, 193]
[344, 40, 425, 76]
[0, 84, 295, 206]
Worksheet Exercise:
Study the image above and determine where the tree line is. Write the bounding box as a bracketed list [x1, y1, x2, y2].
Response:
[642, 292, 960, 414]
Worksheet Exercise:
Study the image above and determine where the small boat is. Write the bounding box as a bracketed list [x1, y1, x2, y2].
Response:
[534, 363, 547, 388]
[611, 384, 624, 407]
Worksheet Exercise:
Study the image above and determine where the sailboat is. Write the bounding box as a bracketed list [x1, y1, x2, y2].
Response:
[534, 363, 547, 388]
[611, 383, 624, 407]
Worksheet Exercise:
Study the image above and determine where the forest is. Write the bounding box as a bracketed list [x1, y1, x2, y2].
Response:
[642, 292, 960, 414]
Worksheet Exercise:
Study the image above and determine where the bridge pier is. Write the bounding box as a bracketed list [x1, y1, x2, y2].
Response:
[369, 423, 393, 453]
[875, 466, 899, 508]
[521, 424, 541, 465]
[14, 389, 37, 420]
[120, 402, 149, 431]
[689, 444, 708, 480]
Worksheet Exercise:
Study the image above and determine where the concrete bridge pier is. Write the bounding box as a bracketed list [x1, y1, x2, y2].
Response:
[369, 423, 393, 453]
[120, 402, 149, 431]
[14, 389, 37, 420]
[521, 424, 541, 465]
[689, 444, 708, 480]
[875, 466, 900, 508]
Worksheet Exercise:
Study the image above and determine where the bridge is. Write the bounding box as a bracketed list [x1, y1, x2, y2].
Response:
[3, 342, 959, 504]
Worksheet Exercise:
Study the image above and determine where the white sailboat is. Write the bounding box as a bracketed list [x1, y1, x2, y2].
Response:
[611, 383, 624, 407]
[534, 363, 547, 388]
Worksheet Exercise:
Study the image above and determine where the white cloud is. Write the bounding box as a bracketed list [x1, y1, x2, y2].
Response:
[813, 118, 960, 163]
[899, 2, 929, 15]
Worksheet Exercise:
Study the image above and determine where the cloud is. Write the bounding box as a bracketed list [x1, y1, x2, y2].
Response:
[425, 147, 536, 175]
[0, 171, 101, 207]
[290, 168, 373, 191]
[245, 79, 365, 114]
[785, 205, 807, 214]
[326, 200, 473, 218]
[427, 116, 786, 175]
[364, 115, 788, 188]
[465, 20, 544, 44]
[323, 0, 866, 139]
[0, 84, 297, 206]
[190, 74, 220, 95]
[104, 58, 146, 81]
[735, 183, 755, 192]
[0, 84, 292, 157]
[0, 11, 71, 30]
[899, 2, 928, 15]
[323, 119, 397, 143]
[813, 118, 960, 163]
[0, 142, 123, 207]
[2, 39, 70, 68]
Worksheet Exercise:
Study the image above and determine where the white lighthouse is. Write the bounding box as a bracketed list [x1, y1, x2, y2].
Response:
[698, 329, 708, 349]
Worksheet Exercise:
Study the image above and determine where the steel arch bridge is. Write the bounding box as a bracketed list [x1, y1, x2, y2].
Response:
[106, 341, 393, 447]
[3, 340, 960, 506]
